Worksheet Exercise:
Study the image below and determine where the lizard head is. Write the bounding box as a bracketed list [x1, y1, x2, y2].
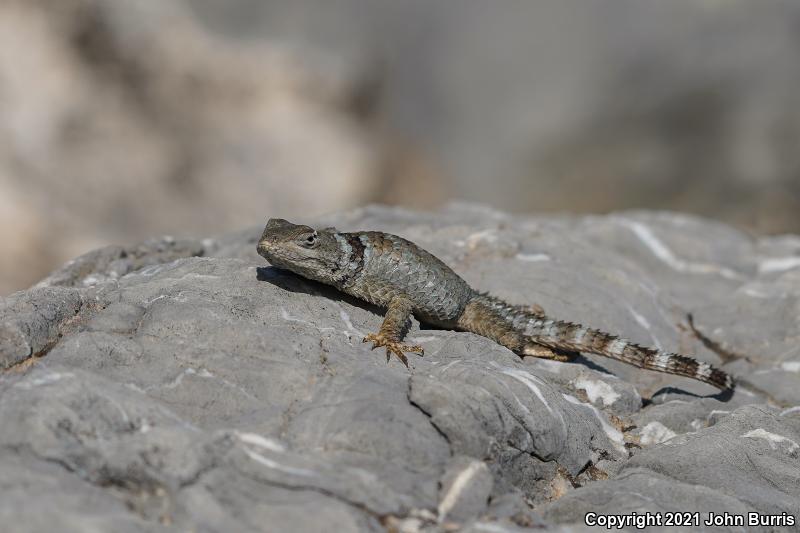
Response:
[257, 218, 341, 284]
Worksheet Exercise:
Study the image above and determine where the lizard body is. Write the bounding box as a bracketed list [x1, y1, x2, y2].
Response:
[257, 218, 733, 390]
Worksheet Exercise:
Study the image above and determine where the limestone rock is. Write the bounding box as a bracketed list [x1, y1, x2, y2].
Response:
[0, 205, 797, 532]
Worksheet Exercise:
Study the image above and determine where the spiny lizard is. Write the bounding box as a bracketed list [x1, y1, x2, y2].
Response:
[257, 218, 733, 390]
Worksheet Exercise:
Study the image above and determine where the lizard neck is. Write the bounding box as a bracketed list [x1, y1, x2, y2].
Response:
[331, 233, 368, 289]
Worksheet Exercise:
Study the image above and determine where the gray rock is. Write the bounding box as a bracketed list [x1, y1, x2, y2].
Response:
[545, 405, 800, 531]
[0, 205, 797, 531]
[482, 490, 548, 530]
[630, 394, 763, 446]
[408, 356, 625, 488]
[628, 405, 799, 514]
[523, 358, 643, 417]
[0, 454, 164, 533]
[437, 456, 493, 523]
[0, 287, 84, 368]
[35, 237, 207, 290]
[543, 467, 753, 529]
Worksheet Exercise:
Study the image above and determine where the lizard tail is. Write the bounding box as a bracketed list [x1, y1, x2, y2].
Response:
[459, 293, 734, 391]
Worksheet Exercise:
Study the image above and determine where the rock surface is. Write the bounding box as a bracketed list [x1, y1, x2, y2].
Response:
[1, 204, 799, 532]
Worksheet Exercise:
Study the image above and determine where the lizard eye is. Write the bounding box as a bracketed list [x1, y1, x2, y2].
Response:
[300, 233, 318, 248]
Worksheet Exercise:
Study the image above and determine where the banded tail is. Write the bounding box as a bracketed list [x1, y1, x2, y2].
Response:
[458, 293, 734, 391]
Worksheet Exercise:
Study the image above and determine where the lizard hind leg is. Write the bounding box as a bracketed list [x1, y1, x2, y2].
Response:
[522, 343, 576, 362]
[458, 293, 575, 362]
[362, 297, 424, 368]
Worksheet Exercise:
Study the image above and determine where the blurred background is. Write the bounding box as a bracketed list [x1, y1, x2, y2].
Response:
[2, 0, 800, 294]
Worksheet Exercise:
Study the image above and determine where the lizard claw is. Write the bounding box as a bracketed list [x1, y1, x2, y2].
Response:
[363, 333, 424, 368]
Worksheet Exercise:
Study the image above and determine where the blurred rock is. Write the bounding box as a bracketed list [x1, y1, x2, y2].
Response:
[5, 0, 800, 296]
[193, 0, 800, 233]
[0, 0, 384, 294]
[1, 205, 798, 531]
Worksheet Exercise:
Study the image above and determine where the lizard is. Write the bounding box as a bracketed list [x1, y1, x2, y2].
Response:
[257, 218, 734, 391]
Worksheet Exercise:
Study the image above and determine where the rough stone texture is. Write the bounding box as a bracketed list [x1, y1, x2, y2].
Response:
[437, 456, 493, 523]
[544, 406, 800, 528]
[0, 287, 84, 368]
[1, 205, 799, 532]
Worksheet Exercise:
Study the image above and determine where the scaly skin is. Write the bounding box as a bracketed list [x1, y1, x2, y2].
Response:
[257, 218, 734, 390]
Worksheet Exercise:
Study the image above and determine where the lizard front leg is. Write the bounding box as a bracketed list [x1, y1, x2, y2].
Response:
[362, 297, 424, 367]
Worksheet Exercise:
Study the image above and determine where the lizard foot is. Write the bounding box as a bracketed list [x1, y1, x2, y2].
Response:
[362, 333, 424, 368]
